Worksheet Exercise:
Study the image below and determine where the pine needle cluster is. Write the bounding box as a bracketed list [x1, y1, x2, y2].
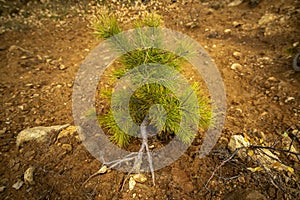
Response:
[93, 13, 212, 147]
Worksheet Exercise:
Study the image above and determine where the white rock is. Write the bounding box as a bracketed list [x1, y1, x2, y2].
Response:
[233, 52, 242, 60]
[228, 135, 250, 153]
[293, 42, 299, 47]
[232, 21, 241, 27]
[267, 76, 277, 82]
[228, 0, 243, 7]
[231, 63, 242, 70]
[24, 166, 35, 185]
[133, 174, 147, 183]
[285, 97, 295, 103]
[12, 180, 24, 190]
[57, 126, 78, 140]
[16, 124, 70, 147]
[258, 13, 278, 26]
[97, 166, 108, 174]
[59, 64, 67, 70]
[224, 29, 231, 34]
[129, 177, 136, 191]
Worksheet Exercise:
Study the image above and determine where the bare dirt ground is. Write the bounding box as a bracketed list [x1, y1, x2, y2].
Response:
[0, 0, 300, 199]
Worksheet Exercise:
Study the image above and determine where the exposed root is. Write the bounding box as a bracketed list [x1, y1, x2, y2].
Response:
[82, 116, 155, 190]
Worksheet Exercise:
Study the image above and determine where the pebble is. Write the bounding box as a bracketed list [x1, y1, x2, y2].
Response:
[258, 13, 278, 26]
[232, 21, 242, 27]
[57, 126, 77, 140]
[16, 124, 70, 147]
[231, 63, 242, 70]
[224, 29, 231, 34]
[24, 166, 35, 185]
[285, 97, 295, 103]
[59, 64, 67, 70]
[228, 0, 243, 7]
[228, 135, 250, 158]
[267, 76, 277, 82]
[238, 176, 245, 183]
[133, 174, 147, 183]
[129, 177, 136, 191]
[18, 104, 28, 111]
[0, 186, 5, 193]
[12, 180, 24, 190]
[25, 83, 34, 87]
[185, 21, 198, 28]
[233, 52, 242, 60]
[97, 165, 108, 174]
[62, 144, 72, 151]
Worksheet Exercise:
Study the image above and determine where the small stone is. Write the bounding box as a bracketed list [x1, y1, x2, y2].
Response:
[185, 21, 198, 28]
[232, 21, 242, 27]
[133, 174, 147, 183]
[238, 176, 245, 183]
[258, 13, 278, 26]
[293, 42, 299, 47]
[57, 126, 77, 140]
[224, 29, 231, 34]
[228, 135, 250, 159]
[97, 166, 108, 174]
[18, 104, 28, 111]
[24, 166, 35, 185]
[62, 144, 72, 151]
[16, 124, 70, 147]
[59, 64, 67, 70]
[285, 97, 295, 103]
[267, 76, 277, 82]
[12, 180, 24, 190]
[228, 0, 243, 7]
[21, 56, 28, 59]
[231, 63, 242, 70]
[0, 186, 5, 192]
[25, 83, 33, 87]
[35, 118, 42, 125]
[37, 55, 43, 61]
[233, 52, 242, 60]
[129, 177, 136, 191]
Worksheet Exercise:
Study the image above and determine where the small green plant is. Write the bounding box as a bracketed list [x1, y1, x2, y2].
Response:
[93, 13, 212, 147]
[93, 14, 122, 39]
